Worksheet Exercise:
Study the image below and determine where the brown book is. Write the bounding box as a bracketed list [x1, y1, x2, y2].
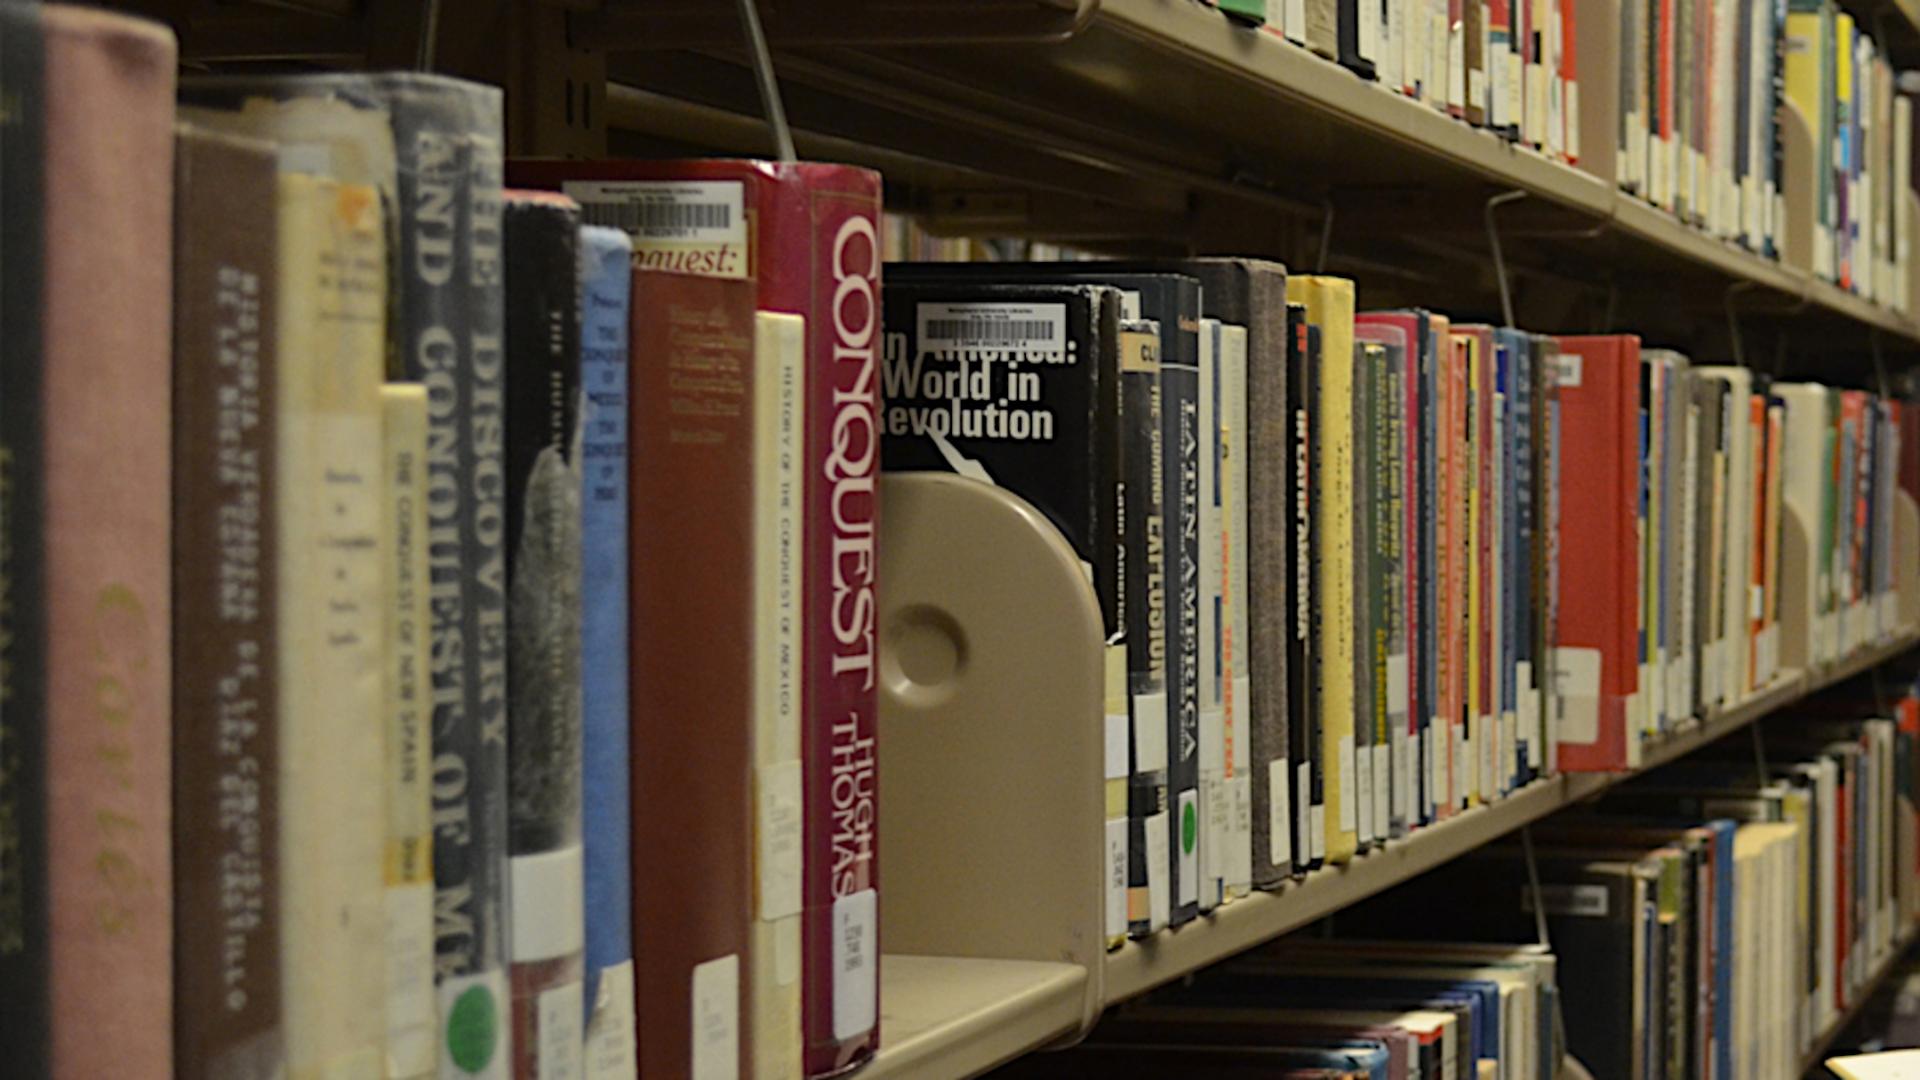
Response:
[629, 268, 757, 1079]
[41, 5, 178, 1075]
[170, 124, 283, 1079]
[1303, 0, 1339, 57]
[1464, 0, 1487, 126]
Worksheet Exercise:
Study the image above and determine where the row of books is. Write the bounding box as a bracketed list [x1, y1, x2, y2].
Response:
[1189, 0, 1920, 310]
[997, 937, 1565, 1078]
[1234, 0, 1583, 167]
[2, 7, 885, 1080]
[1344, 678, 1920, 1080]
[1783, 0, 1914, 302]
[872, 253, 1913, 953]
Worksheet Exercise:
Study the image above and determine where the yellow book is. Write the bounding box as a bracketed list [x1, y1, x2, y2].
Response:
[1838, 12, 1857, 287]
[382, 383, 435, 1079]
[1783, 11, 1832, 276]
[1458, 330, 1484, 808]
[276, 173, 389, 1078]
[751, 312, 806, 1080]
[1287, 275, 1359, 864]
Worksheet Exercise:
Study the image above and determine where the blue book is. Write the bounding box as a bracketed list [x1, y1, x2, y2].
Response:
[1197, 971, 1497, 1066]
[577, 225, 634, 1026]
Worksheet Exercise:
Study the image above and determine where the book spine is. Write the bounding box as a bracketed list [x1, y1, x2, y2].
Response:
[1197, 321, 1226, 909]
[629, 270, 759, 1079]
[1383, 342, 1408, 835]
[503, 195, 585, 1080]
[1246, 283, 1292, 889]
[1513, 340, 1536, 782]
[576, 227, 637, 1080]
[171, 125, 284, 1080]
[1284, 308, 1319, 873]
[1352, 343, 1379, 847]
[1163, 331, 1203, 918]
[1221, 324, 1254, 898]
[384, 384, 438, 1080]
[1421, 318, 1444, 819]
[1303, 322, 1328, 864]
[0, 6, 46, 1074]
[1122, 324, 1172, 931]
[42, 11, 176, 1073]
[752, 312, 808, 1078]
[365, 78, 515, 1077]
[277, 173, 389, 1078]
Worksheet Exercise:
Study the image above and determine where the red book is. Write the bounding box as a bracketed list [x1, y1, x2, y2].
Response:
[1551, 336, 1642, 772]
[627, 269, 759, 1079]
[508, 158, 884, 1074]
[1898, 398, 1920, 507]
[1440, 334, 1470, 813]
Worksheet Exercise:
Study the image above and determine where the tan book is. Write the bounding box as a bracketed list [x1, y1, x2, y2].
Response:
[274, 172, 389, 1078]
[751, 312, 807, 1080]
[382, 383, 436, 1079]
[41, 7, 177, 1075]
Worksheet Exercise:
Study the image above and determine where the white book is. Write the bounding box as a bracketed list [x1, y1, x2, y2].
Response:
[1220, 323, 1254, 899]
[1695, 367, 1756, 700]
[1774, 384, 1838, 666]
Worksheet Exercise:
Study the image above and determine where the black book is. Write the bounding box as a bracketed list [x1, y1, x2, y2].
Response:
[1294, 316, 1325, 871]
[0, 5, 46, 1076]
[1419, 318, 1441, 821]
[180, 72, 514, 1048]
[501, 194, 585, 1048]
[1337, 0, 1378, 80]
[1119, 321, 1168, 937]
[888, 263, 1204, 923]
[878, 280, 1134, 931]
[1107, 257, 1292, 886]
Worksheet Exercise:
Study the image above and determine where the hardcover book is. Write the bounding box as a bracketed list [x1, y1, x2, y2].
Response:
[576, 226, 638, 1079]
[382, 383, 437, 1080]
[1552, 335, 1645, 772]
[503, 192, 586, 1080]
[1119, 320, 1172, 933]
[1288, 308, 1322, 870]
[171, 123, 283, 1080]
[0, 4, 46, 1074]
[1289, 275, 1360, 863]
[627, 269, 759, 1079]
[41, 10, 177, 1075]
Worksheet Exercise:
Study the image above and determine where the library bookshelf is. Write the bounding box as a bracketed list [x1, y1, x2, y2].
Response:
[120, 1, 1920, 1077]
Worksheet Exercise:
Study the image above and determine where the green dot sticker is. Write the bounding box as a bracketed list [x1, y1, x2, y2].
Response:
[1181, 801, 1197, 852]
[446, 985, 498, 1073]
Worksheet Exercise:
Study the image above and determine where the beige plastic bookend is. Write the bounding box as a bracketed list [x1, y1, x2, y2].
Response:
[1780, 502, 1814, 671]
[875, 472, 1108, 1062]
[1777, 98, 1817, 275]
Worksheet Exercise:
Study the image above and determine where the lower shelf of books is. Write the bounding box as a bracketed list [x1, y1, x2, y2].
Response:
[1806, 926, 1920, 1076]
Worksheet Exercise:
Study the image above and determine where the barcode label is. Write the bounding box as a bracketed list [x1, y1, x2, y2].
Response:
[919, 302, 1066, 354]
[582, 199, 732, 235]
[560, 182, 744, 251]
[923, 318, 1057, 343]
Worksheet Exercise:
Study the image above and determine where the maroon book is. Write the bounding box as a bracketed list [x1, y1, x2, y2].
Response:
[511, 158, 884, 1075]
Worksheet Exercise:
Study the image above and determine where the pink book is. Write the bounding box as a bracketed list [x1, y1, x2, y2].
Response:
[42, 7, 177, 1076]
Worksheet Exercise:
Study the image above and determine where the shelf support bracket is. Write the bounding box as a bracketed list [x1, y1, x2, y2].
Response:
[1485, 190, 1528, 328]
[737, 0, 797, 163]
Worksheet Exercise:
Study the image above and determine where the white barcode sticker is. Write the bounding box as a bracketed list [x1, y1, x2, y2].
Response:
[1132, 691, 1169, 773]
[690, 954, 740, 1080]
[565, 180, 743, 240]
[584, 961, 638, 1080]
[757, 761, 804, 921]
[1105, 819, 1127, 940]
[1296, 760, 1315, 863]
[1354, 742, 1374, 842]
[1271, 759, 1295, 868]
[918, 302, 1066, 353]
[831, 889, 878, 1041]
[538, 979, 585, 1080]
[1338, 735, 1358, 833]
[1556, 647, 1602, 744]
[1229, 776, 1253, 889]
[1146, 811, 1171, 928]
[1104, 713, 1129, 781]
[1371, 743, 1390, 834]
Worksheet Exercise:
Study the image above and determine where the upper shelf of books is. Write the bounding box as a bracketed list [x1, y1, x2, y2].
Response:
[589, 0, 1920, 357]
